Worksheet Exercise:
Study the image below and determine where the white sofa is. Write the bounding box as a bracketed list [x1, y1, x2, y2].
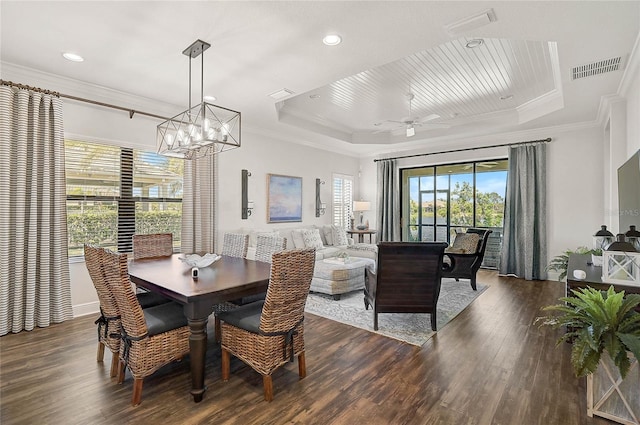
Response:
[237, 225, 377, 262]
[232, 225, 377, 299]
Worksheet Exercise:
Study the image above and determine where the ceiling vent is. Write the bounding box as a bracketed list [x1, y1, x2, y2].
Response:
[571, 56, 624, 80]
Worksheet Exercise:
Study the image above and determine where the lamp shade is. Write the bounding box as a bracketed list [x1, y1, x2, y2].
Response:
[353, 201, 371, 212]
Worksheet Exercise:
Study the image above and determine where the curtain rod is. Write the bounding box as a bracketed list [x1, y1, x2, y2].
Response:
[373, 138, 552, 162]
[1, 79, 169, 121]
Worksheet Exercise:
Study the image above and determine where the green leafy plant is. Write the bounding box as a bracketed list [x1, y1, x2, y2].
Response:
[537, 286, 640, 378]
[546, 246, 593, 281]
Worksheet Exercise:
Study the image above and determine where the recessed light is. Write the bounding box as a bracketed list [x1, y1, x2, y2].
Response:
[323, 34, 342, 46]
[500, 94, 514, 100]
[309, 94, 321, 99]
[465, 39, 484, 49]
[62, 52, 84, 62]
[204, 95, 217, 102]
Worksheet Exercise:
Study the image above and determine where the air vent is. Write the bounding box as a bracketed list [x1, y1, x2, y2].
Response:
[572, 57, 624, 80]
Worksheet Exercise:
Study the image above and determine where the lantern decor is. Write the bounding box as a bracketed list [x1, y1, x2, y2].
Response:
[626, 225, 640, 251]
[602, 234, 640, 287]
[593, 225, 615, 250]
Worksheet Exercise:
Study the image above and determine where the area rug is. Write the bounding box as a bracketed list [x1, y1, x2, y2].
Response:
[304, 278, 487, 346]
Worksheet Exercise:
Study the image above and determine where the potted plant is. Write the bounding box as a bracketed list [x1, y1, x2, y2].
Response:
[591, 248, 603, 267]
[538, 286, 640, 424]
[546, 246, 593, 281]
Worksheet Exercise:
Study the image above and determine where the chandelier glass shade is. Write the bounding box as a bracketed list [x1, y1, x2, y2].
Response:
[157, 40, 241, 159]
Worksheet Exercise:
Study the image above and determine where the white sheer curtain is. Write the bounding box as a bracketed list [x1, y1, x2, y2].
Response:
[499, 143, 548, 280]
[0, 85, 73, 335]
[181, 155, 217, 253]
[376, 159, 401, 241]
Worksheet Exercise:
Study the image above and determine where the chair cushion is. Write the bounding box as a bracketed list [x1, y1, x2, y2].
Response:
[136, 291, 171, 309]
[451, 233, 481, 253]
[217, 300, 264, 334]
[143, 302, 188, 336]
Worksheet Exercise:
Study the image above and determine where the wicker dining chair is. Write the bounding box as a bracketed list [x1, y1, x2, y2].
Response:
[101, 247, 191, 406]
[218, 248, 316, 402]
[220, 233, 249, 258]
[84, 244, 171, 378]
[215, 234, 289, 341]
[255, 234, 287, 263]
[132, 233, 174, 259]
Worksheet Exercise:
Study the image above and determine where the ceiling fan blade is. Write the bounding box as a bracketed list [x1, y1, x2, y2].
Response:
[417, 123, 450, 129]
[419, 113, 441, 123]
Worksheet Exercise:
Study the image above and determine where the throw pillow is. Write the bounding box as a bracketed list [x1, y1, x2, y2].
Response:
[290, 229, 306, 249]
[451, 233, 481, 253]
[322, 225, 334, 246]
[301, 228, 324, 249]
[332, 225, 350, 246]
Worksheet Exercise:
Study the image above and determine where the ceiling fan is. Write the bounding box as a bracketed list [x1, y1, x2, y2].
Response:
[373, 93, 449, 137]
[461, 161, 500, 170]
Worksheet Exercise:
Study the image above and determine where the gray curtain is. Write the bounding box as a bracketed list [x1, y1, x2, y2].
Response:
[499, 143, 547, 280]
[376, 159, 401, 241]
[181, 155, 217, 253]
[0, 85, 73, 335]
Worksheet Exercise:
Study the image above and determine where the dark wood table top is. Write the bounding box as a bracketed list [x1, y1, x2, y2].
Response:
[128, 254, 272, 305]
[566, 253, 640, 296]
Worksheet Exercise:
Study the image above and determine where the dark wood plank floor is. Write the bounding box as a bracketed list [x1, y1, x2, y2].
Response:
[0, 271, 610, 424]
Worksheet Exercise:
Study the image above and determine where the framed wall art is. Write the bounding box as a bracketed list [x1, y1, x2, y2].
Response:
[267, 174, 302, 223]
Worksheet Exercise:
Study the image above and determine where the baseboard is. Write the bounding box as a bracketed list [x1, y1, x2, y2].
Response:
[73, 301, 100, 318]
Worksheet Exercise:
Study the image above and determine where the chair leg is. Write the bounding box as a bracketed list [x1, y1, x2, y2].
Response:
[298, 352, 306, 379]
[109, 353, 120, 378]
[117, 359, 126, 384]
[470, 276, 477, 291]
[262, 375, 274, 402]
[215, 316, 221, 343]
[97, 341, 105, 362]
[364, 298, 369, 310]
[221, 348, 230, 381]
[431, 312, 437, 331]
[373, 311, 378, 331]
[131, 378, 143, 406]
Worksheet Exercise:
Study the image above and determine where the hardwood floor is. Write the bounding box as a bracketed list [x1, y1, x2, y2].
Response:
[0, 271, 610, 424]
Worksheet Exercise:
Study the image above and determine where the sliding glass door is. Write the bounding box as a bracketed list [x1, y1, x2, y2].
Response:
[401, 159, 508, 268]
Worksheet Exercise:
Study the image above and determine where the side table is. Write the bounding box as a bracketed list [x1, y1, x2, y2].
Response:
[346, 229, 376, 243]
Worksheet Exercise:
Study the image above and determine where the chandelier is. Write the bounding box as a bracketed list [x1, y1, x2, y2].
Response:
[157, 40, 241, 159]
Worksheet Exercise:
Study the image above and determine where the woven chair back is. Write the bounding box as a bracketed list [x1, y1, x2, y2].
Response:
[132, 233, 174, 259]
[84, 244, 121, 351]
[259, 248, 316, 334]
[101, 248, 148, 339]
[221, 233, 249, 258]
[255, 235, 287, 263]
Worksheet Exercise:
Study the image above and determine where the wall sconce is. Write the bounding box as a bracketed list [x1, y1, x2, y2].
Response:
[242, 169, 252, 219]
[315, 178, 326, 217]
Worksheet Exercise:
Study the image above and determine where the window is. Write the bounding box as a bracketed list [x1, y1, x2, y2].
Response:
[65, 140, 183, 258]
[332, 173, 353, 229]
[401, 159, 508, 268]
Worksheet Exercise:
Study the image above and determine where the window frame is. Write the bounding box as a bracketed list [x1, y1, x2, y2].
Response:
[332, 173, 354, 229]
[65, 140, 183, 258]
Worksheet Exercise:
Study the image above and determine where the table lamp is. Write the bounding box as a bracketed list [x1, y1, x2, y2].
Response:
[353, 201, 371, 230]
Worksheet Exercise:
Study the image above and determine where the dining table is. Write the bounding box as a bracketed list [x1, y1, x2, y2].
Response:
[128, 253, 271, 403]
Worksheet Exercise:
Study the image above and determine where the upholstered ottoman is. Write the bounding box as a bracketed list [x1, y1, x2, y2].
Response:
[310, 257, 376, 300]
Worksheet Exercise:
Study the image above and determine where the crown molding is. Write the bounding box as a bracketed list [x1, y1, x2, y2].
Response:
[1, 62, 181, 117]
[363, 119, 600, 160]
[618, 31, 640, 96]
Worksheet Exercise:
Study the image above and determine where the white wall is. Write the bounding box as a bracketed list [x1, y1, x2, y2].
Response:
[358, 125, 605, 280]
